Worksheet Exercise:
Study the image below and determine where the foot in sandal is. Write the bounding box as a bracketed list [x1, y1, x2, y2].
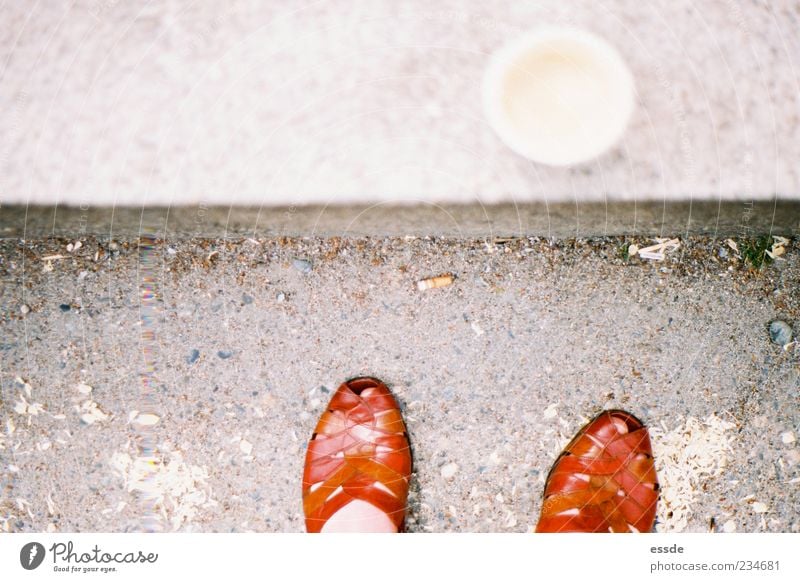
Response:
[302, 377, 412, 533]
[536, 409, 659, 533]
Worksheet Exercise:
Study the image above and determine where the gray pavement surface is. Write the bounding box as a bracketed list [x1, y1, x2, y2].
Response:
[1, 234, 799, 532]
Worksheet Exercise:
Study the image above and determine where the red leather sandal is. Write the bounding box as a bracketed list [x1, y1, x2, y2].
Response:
[536, 409, 659, 533]
[302, 377, 412, 533]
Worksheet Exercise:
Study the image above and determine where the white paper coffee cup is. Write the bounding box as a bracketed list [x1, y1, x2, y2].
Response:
[483, 27, 635, 167]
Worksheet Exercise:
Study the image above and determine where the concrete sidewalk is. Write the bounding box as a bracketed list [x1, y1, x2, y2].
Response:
[1, 234, 798, 532]
[3, 1, 799, 206]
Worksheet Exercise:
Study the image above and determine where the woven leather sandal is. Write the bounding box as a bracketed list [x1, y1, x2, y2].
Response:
[302, 377, 412, 533]
[536, 409, 658, 533]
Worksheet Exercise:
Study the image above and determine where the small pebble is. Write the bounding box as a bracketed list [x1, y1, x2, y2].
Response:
[768, 320, 792, 346]
[276, 292, 286, 302]
[239, 440, 253, 455]
[752, 502, 769, 514]
[59, 304, 71, 312]
[20, 304, 30, 315]
[187, 349, 200, 364]
[242, 294, 254, 305]
[781, 431, 796, 445]
[217, 350, 234, 359]
[722, 520, 736, 533]
[441, 462, 459, 479]
[292, 259, 312, 274]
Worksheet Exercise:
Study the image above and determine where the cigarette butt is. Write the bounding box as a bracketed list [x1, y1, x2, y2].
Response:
[417, 274, 454, 291]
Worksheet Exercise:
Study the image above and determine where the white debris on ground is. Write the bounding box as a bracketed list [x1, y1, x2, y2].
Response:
[543, 403, 559, 420]
[503, 509, 517, 528]
[110, 445, 217, 531]
[78, 400, 109, 425]
[13, 394, 45, 419]
[131, 413, 160, 427]
[766, 236, 789, 260]
[40, 254, 65, 272]
[723, 236, 790, 263]
[650, 414, 736, 532]
[67, 381, 111, 425]
[12, 377, 45, 425]
[629, 238, 681, 261]
[3, 378, 74, 532]
[45, 492, 57, 515]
